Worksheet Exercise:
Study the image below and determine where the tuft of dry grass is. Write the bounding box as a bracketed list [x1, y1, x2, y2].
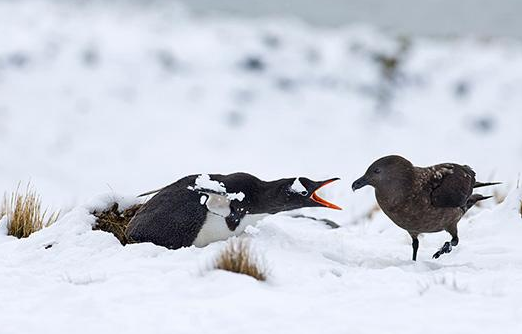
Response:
[348, 202, 381, 225]
[474, 188, 506, 209]
[1, 184, 59, 238]
[519, 200, 522, 219]
[364, 203, 382, 221]
[214, 238, 267, 281]
[492, 188, 506, 205]
[91, 202, 142, 245]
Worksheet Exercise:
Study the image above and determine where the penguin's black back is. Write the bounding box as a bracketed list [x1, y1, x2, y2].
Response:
[126, 175, 207, 249]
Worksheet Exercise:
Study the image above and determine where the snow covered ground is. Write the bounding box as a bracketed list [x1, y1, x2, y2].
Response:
[3, 190, 522, 334]
[1, 1, 522, 333]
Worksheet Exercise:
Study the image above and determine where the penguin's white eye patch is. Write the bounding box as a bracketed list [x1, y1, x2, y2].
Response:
[290, 178, 307, 194]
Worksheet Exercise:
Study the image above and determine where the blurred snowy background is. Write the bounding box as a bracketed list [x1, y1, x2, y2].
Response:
[1, 0, 521, 211]
[2, 1, 522, 334]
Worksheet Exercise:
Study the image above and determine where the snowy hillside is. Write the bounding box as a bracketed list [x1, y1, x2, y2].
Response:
[1, 1, 522, 333]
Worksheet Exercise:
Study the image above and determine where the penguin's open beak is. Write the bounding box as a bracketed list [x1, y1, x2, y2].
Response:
[310, 178, 342, 210]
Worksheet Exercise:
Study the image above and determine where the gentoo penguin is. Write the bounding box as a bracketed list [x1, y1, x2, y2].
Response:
[352, 155, 499, 260]
[126, 172, 341, 249]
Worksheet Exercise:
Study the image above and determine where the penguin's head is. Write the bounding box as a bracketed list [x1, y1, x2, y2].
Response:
[263, 177, 342, 213]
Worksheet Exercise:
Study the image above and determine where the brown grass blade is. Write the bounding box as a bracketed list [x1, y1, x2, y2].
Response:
[1, 183, 59, 238]
[214, 238, 267, 281]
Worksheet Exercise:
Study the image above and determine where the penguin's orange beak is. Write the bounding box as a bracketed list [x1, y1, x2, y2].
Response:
[310, 178, 342, 210]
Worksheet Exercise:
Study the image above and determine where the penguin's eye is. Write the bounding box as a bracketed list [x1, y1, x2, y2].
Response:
[374, 168, 381, 174]
[300, 190, 308, 196]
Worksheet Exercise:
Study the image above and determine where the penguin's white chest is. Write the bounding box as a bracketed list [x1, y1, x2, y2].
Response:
[192, 193, 267, 247]
[193, 213, 267, 247]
